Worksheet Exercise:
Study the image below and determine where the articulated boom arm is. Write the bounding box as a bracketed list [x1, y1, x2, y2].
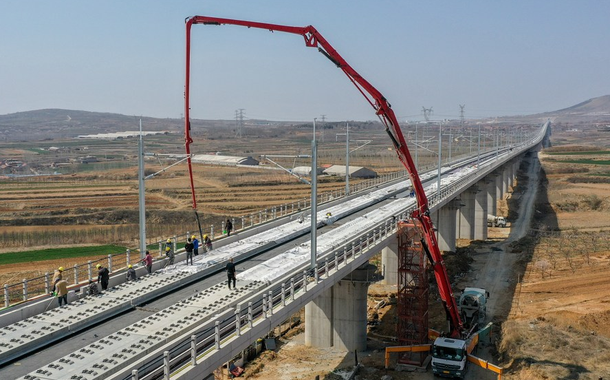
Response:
[184, 16, 463, 337]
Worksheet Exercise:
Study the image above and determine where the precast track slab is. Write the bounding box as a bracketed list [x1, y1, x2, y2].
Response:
[18, 280, 263, 380]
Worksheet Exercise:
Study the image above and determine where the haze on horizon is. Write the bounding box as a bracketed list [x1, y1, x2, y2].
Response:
[1, 1, 609, 122]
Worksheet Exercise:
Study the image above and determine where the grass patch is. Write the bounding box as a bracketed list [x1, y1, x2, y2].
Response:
[547, 151, 610, 156]
[0, 245, 128, 265]
[554, 159, 610, 165]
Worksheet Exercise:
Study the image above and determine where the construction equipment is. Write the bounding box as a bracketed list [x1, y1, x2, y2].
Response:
[184, 13, 463, 336]
[431, 322, 493, 379]
[487, 214, 507, 228]
[458, 287, 489, 329]
[183, 15, 483, 376]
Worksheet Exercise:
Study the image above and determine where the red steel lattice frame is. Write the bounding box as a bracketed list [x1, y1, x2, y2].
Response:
[397, 221, 429, 366]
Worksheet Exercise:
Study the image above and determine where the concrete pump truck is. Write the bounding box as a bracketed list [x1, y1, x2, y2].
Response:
[182, 16, 488, 379]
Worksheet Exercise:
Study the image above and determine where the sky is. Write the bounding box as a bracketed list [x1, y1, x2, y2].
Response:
[1, 1, 609, 122]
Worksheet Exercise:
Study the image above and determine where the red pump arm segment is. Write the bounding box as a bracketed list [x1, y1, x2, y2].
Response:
[184, 16, 463, 337]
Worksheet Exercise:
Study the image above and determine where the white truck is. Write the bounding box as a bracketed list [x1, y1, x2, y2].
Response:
[431, 288, 490, 379]
[487, 214, 507, 227]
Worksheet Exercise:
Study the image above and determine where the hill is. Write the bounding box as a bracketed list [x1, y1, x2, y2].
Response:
[536, 95, 610, 124]
[0, 109, 184, 142]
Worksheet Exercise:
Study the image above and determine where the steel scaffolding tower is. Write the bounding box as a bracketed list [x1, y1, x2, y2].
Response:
[397, 220, 429, 366]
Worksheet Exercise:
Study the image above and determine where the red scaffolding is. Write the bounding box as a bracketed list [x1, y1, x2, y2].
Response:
[396, 220, 429, 366]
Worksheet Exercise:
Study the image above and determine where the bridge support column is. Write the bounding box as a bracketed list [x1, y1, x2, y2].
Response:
[495, 172, 504, 201]
[382, 239, 398, 285]
[457, 188, 476, 240]
[437, 201, 459, 252]
[486, 176, 497, 216]
[502, 166, 509, 195]
[305, 263, 375, 352]
[474, 180, 488, 240]
[305, 287, 333, 347]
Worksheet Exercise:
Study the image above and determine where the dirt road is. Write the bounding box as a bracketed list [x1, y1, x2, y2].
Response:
[457, 153, 540, 379]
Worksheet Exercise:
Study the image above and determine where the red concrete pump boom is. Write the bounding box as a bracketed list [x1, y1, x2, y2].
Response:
[184, 16, 464, 337]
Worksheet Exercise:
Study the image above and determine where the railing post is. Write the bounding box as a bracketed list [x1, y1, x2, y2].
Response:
[259, 211, 263, 224]
[215, 320, 221, 349]
[273, 207, 276, 219]
[22, 279, 27, 301]
[158, 242, 162, 257]
[211, 225, 214, 239]
[108, 254, 112, 273]
[268, 291, 273, 316]
[4, 284, 9, 308]
[303, 270, 308, 292]
[290, 277, 295, 301]
[314, 266, 319, 283]
[88, 261, 93, 281]
[250, 214, 253, 227]
[325, 259, 329, 278]
[163, 351, 170, 380]
[235, 306, 241, 337]
[248, 302, 253, 328]
[191, 335, 197, 366]
[44, 272, 50, 294]
[241, 217, 244, 231]
[126, 249, 131, 266]
[131, 369, 139, 380]
[281, 283, 286, 307]
[334, 252, 339, 272]
[173, 236, 177, 253]
[73, 264, 78, 285]
[221, 221, 225, 235]
[262, 294, 267, 318]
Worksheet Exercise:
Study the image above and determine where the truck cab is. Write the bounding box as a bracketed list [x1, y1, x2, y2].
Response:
[431, 337, 467, 379]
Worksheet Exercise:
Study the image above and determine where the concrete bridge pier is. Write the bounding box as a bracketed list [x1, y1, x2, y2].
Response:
[381, 239, 398, 285]
[474, 180, 489, 240]
[486, 176, 497, 216]
[495, 171, 504, 201]
[457, 187, 477, 240]
[437, 200, 460, 252]
[502, 166, 510, 195]
[305, 263, 376, 352]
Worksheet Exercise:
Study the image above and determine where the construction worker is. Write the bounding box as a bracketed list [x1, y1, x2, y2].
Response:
[192, 235, 199, 256]
[141, 250, 153, 274]
[184, 238, 194, 265]
[126, 264, 136, 281]
[165, 238, 175, 265]
[55, 278, 68, 307]
[96, 264, 110, 291]
[51, 267, 64, 295]
[203, 234, 213, 253]
[88, 280, 99, 296]
[225, 258, 236, 289]
[226, 219, 233, 236]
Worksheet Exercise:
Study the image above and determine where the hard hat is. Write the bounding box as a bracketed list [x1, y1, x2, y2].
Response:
[58, 267, 64, 272]
[96, 264, 101, 269]
[128, 264, 133, 269]
[203, 234, 208, 239]
[191, 235, 196, 239]
[167, 238, 172, 243]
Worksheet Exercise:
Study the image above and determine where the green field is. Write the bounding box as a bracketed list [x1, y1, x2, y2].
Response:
[548, 151, 610, 156]
[554, 159, 610, 165]
[0, 245, 128, 265]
